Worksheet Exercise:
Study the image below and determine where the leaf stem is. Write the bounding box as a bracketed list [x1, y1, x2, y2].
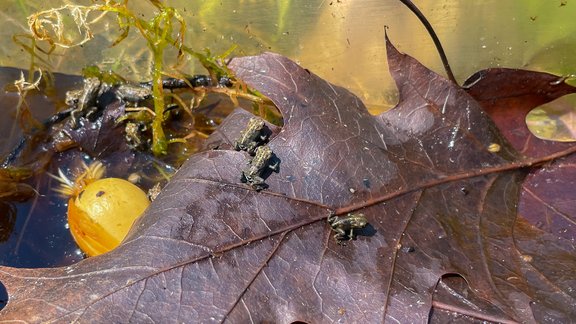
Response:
[397, 0, 458, 85]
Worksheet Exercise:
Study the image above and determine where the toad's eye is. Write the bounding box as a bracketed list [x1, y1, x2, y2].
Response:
[68, 178, 150, 257]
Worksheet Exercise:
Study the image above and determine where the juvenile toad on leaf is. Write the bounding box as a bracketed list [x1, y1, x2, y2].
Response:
[65, 77, 152, 129]
[66, 77, 102, 128]
[241, 145, 278, 191]
[328, 213, 368, 245]
[234, 117, 268, 155]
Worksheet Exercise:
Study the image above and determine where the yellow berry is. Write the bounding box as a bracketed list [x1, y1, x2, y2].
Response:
[67, 178, 150, 257]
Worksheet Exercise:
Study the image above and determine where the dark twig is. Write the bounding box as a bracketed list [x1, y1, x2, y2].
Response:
[398, 0, 458, 85]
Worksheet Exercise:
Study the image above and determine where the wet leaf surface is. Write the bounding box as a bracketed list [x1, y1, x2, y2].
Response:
[464, 68, 576, 158]
[1, 36, 576, 322]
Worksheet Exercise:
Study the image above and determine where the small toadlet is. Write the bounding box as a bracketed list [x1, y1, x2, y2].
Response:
[234, 117, 268, 155]
[327, 212, 368, 245]
[66, 77, 102, 128]
[241, 145, 278, 191]
[65, 77, 153, 129]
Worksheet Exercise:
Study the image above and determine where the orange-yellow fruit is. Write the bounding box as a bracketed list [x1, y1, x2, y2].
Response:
[67, 178, 150, 257]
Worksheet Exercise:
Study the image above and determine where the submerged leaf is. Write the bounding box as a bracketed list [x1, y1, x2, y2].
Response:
[464, 68, 576, 158]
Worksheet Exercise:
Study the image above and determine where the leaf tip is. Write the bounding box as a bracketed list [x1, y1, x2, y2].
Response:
[384, 26, 400, 59]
